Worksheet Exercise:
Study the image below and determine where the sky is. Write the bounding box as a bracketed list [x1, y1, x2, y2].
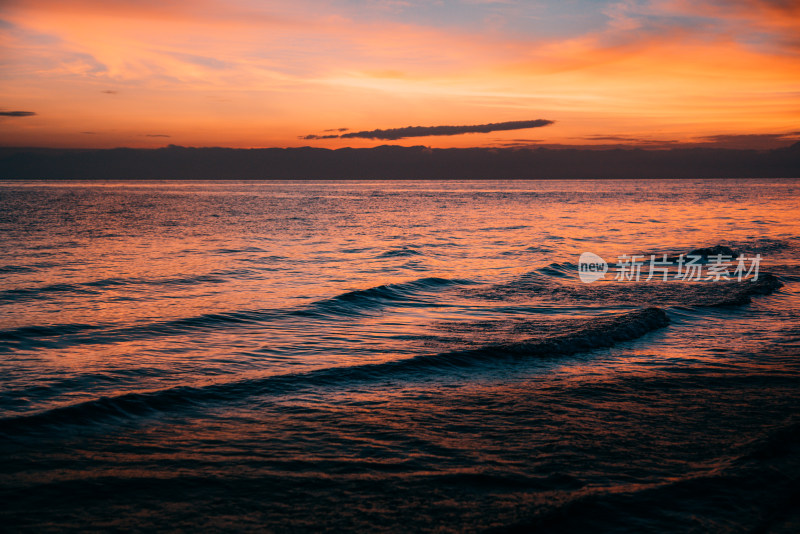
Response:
[1, 0, 799, 149]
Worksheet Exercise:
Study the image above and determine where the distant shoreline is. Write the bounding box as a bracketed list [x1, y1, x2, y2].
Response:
[1, 143, 798, 180]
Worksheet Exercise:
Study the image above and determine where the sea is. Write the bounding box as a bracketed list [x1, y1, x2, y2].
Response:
[0, 179, 798, 532]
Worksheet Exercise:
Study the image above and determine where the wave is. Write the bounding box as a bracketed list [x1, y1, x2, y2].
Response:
[701, 238, 797, 256]
[378, 246, 423, 258]
[533, 262, 576, 278]
[0, 276, 473, 353]
[0, 261, 60, 275]
[686, 244, 738, 261]
[0, 283, 99, 303]
[0, 265, 37, 274]
[0, 267, 467, 306]
[0, 323, 104, 342]
[303, 276, 467, 314]
[0, 308, 667, 434]
[473, 269, 783, 308]
[651, 239, 799, 263]
[420, 307, 669, 362]
[211, 246, 267, 254]
[0, 269, 264, 304]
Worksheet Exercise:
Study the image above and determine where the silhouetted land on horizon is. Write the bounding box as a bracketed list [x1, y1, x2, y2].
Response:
[1, 143, 799, 179]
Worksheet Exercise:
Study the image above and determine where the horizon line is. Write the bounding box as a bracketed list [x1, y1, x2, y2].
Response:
[2, 141, 800, 152]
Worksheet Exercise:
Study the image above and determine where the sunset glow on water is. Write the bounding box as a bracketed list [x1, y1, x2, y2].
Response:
[1, 180, 799, 531]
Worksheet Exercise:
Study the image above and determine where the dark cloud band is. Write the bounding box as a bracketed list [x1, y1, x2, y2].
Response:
[0, 111, 36, 117]
[305, 119, 553, 141]
[301, 134, 340, 140]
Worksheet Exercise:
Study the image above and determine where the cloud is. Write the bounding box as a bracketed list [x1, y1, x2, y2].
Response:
[305, 119, 553, 141]
[343, 119, 554, 139]
[301, 134, 339, 140]
[2, 0, 798, 148]
[0, 110, 36, 117]
[145, 133, 171, 137]
[517, 132, 800, 150]
[101, 90, 118, 94]
[697, 132, 800, 149]
[632, 0, 800, 53]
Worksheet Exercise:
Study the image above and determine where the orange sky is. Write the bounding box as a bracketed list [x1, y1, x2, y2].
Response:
[1, 0, 799, 149]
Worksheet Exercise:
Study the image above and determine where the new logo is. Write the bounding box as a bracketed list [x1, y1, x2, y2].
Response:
[578, 252, 608, 283]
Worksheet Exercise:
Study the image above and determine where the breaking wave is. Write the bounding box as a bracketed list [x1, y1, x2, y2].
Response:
[0, 276, 473, 353]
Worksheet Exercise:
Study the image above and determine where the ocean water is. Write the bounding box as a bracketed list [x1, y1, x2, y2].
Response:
[0, 179, 798, 533]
